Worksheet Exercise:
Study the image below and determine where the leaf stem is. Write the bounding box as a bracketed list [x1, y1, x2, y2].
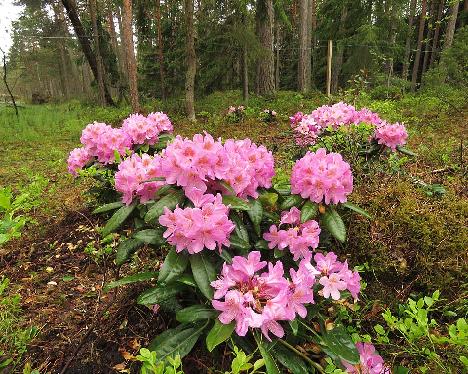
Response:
[278, 338, 325, 373]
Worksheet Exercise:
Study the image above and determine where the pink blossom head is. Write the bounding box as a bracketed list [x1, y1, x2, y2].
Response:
[342, 342, 390, 374]
[158, 194, 234, 254]
[147, 111, 173, 133]
[374, 122, 408, 151]
[67, 147, 92, 176]
[122, 113, 159, 145]
[291, 148, 353, 205]
[290, 112, 304, 126]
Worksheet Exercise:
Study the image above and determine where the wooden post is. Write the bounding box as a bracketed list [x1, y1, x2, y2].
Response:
[326, 40, 332, 97]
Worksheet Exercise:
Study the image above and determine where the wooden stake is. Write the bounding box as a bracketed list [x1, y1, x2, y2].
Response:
[326, 40, 332, 97]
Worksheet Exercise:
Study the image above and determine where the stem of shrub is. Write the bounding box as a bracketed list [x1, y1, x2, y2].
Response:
[278, 338, 325, 373]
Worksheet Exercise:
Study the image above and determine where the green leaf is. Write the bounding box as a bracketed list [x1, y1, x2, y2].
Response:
[300, 201, 319, 223]
[254, 239, 269, 250]
[396, 146, 417, 156]
[289, 320, 299, 335]
[149, 322, 208, 360]
[321, 207, 346, 243]
[229, 233, 251, 252]
[273, 344, 309, 374]
[218, 248, 233, 263]
[259, 192, 278, 208]
[230, 214, 249, 243]
[102, 202, 137, 237]
[321, 325, 360, 364]
[280, 194, 304, 210]
[247, 199, 263, 236]
[104, 272, 158, 292]
[206, 319, 235, 352]
[145, 190, 185, 223]
[176, 305, 218, 323]
[93, 201, 124, 214]
[133, 228, 165, 245]
[176, 273, 197, 287]
[190, 254, 216, 300]
[219, 181, 236, 195]
[115, 238, 144, 266]
[222, 195, 250, 211]
[342, 202, 372, 219]
[257, 340, 281, 374]
[158, 249, 189, 284]
[273, 182, 291, 196]
[137, 283, 183, 305]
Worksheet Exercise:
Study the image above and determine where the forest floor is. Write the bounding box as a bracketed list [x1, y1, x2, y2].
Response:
[0, 90, 467, 373]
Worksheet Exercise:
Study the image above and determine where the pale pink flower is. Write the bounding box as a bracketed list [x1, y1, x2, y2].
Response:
[319, 273, 347, 300]
[291, 148, 353, 205]
[374, 122, 408, 151]
[342, 342, 390, 374]
[67, 147, 92, 176]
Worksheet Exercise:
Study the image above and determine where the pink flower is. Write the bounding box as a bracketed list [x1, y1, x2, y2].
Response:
[291, 148, 353, 205]
[80, 122, 132, 164]
[122, 113, 159, 145]
[342, 342, 390, 374]
[374, 122, 408, 151]
[314, 252, 341, 275]
[67, 147, 92, 176]
[147, 111, 173, 133]
[158, 194, 235, 254]
[289, 112, 303, 126]
[114, 153, 165, 204]
[319, 272, 347, 300]
[280, 207, 301, 225]
[212, 252, 315, 340]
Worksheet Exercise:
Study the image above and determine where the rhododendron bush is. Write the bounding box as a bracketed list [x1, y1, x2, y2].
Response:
[290, 102, 414, 161]
[68, 112, 391, 373]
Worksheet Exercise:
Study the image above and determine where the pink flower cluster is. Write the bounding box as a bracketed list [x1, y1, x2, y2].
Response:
[159, 194, 235, 254]
[289, 103, 411, 149]
[67, 147, 92, 176]
[342, 342, 390, 374]
[122, 112, 173, 145]
[291, 148, 353, 205]
[263, 207, 321, 261]
[67, 113, 173, 177]
[374, 122, 408, 151]
[314, 252, 361, 300]
[227, 105, 245, 114]
[159, 133, 274, 199]
[114, 153, 165, 204]
[211, 252, 315, 340]
[80, 122, 132, 164]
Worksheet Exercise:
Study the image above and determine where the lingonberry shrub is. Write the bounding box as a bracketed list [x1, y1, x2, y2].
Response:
[69, 111, 391, 373]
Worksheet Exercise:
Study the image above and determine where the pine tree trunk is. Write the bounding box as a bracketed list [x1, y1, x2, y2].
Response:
[411, 0, 427, 91]
[402, 0, 417, 80]
[443, 0, 460, 51]
[428, 0, 444, 67]
[310, 0, 317, 83]
[422, 0, 436, 75]
[331, 4, 348, 93]
[155, 0, 166, 99]
[89, 0, 107, 105]
[255, 0, 275, 96]
[61, 0, 114, 105]
[115, 5, 128, 83]
[242, 46, 249, 103]
[386, 1, 398, 81]
[122, 0, 140, 112]
[275, 23, 281, 89]
[53, 3, 71, 99]
[185, 0, 196, 121]
[297, 0, 310, 92]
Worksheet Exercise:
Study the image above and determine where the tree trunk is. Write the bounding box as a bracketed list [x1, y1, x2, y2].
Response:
[422, 0, 436, 75]
[275, 23, 281, 89]
[185, 0, 196, 121]
[115, 5, 128, 84]
[331, 4, 348, 93]
[242, 46, 249, 103]
[155, 0, 166, 99]
[402, 0, 417, 80]
[310, 0, 317, 83]
[442, 0, 460, 51]
[428, 0, 445, 67]
[297, 0, 310, 92]
[61, 0, 114, 105]
[386, 0, 398, 82]
[53, 3, 71, 99]
[255, 0, 275, 96]
[122, 0, 140, 112]
[411, 0, 427, 91]
[89, 0, 107, 105]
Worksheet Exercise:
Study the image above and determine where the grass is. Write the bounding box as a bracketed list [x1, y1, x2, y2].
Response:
[0, 88, 466, 372]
